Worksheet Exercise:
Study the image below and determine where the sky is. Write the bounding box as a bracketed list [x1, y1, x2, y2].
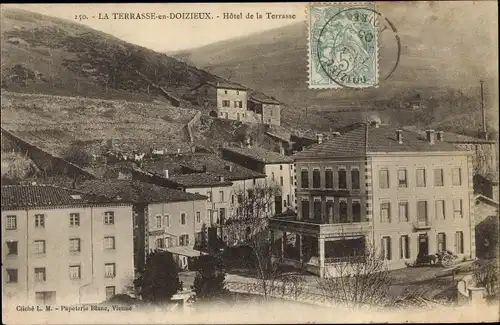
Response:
[3, 3, 307, 52]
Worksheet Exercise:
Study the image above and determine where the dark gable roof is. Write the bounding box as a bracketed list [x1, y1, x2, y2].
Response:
[77, 180, 207, 204]
[249, 92, 281, 105]
[222, 146, 292, 164]
[205, 81, 247, 91]
[1, 185, 115, 210]
[294, 123, 465, 159]
[142, 154, 266, 181]
[168, 173, 233, 188]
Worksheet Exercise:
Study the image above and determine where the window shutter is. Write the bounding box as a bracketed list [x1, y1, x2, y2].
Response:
[388, 237, 392, 260]
[400, 236, 403, 259]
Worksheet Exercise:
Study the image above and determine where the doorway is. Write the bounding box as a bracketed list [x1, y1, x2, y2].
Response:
[274, 196, 282, 215]
[418, 233, 429, 256]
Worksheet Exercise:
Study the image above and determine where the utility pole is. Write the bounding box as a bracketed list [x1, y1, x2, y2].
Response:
[480, 80, 488, 140]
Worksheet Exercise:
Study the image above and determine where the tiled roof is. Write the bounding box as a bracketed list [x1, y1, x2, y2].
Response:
[249, 92, 281, 105]
[205, 81, 247, 91]
[294, 123, 465, 159]
[77, 180, 207, 204]
[1, 184, 112, 210]
[402, 127, 497, 144]
[435, 132, 496, 144]
[142, 154, 266, 181]
[222, 146, 292, 164]
[168, 173, 233, 188]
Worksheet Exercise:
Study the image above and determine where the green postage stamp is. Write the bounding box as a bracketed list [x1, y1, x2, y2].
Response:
[308, 3, 379, 89]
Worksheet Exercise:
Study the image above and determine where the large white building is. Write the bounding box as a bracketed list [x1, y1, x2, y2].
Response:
[220, 145, 296, 214]
[2, 184, 134, 306]
[270, 123, 475, 277]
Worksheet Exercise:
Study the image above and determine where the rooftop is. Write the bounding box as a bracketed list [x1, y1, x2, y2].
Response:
[249, 92, 281, 105]
[1, 184, 113, 210]
[168, 173, 233, 188]
[402, 126, 497, 144]
[142, 153, 266, 181]
[76, 180, 208, 204]
[294, 123, 467, 159]
[222, 145, 292, 164]
[205, 81, 247, 91]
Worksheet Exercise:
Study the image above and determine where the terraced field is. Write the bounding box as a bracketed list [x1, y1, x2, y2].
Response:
[1, 91, 197, 155]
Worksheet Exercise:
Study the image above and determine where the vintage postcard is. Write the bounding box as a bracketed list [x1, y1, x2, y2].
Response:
[1, 2, 499, 324]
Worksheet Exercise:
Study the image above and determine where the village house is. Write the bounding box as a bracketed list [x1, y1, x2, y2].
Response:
[111, 154, 267, 245]
[75, 180, 208, 272]
[220, 145, 295, 214]
[2, 184, 134, 305]
[472, 194, 499, 259]
[269, 122, 475, 278]
[247, 92, 281, 126]
[190, 81, 282, 126]
[191, 81, 248, 122]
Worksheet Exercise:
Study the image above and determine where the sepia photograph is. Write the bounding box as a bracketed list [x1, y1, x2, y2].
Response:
[1, 1, 498, 324]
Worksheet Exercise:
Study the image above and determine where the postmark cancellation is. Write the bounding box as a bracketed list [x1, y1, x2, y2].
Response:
[308, 2, 379, 89]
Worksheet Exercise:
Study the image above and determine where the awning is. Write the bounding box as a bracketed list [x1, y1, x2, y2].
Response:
[165, 246, 205, 258]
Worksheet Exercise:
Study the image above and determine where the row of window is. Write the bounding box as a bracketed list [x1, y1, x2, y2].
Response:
[221, 100, 243, 108]
[208, 208, 227, 225]
[379, 199, 463, 223]
[300, 168, 360, 190]
[301, 199, 362, 222]
[155, 234, 190, 249]
[379, 167, 462, 189]
[154, 212, 201, 228]
[380, 232, 464, 260]
[5, 263, 117, 284]
[6, 237, 116, 256]
[5, 212, 115, 230]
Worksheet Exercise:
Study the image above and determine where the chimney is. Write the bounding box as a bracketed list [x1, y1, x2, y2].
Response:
[219, 175, 225, 183]
[279, 144, 285, 155]
[202, 165, 207, 172]
[224, 164, 233, 172]
[163, 169, 169, 179]
[316, 133, 324, 144]
[216, 81, 220, 87]
[436, 131, 444, 142]
[396, 130, 403, 144]
[426, 129, 435, 145]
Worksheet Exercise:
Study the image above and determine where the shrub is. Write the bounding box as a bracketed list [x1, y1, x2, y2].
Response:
[472, 259, 499, 296]
[134, 250, 183, 304]
[192, 255, 228, 301]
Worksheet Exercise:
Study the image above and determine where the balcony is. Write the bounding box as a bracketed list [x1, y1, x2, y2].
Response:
[269, 217, 371, 238]
[413, 220, 431, 231]
[298, 187, 352, 197]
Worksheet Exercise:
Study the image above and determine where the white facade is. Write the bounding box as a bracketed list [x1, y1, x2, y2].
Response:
[2, 205, 134, 306]
[369, 151, 474, 269]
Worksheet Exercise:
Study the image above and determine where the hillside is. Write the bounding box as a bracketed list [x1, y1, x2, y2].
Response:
[0, 7, 229, 105]
[177, 1, 499, 134]
[0, 8, 316, 160]
[1, 91, 199, 156]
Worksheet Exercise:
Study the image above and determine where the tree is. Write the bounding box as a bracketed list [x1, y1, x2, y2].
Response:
[317, 243, 392, 308]
[61, 145, 92, 167]
[192, 255, 228, 301]
[224, 183, 282, 299]
[134, 250, 183, 304]
[224, 68, 235, 81]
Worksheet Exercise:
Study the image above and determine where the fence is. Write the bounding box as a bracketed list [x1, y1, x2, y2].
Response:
[225, 280, 346, 307]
